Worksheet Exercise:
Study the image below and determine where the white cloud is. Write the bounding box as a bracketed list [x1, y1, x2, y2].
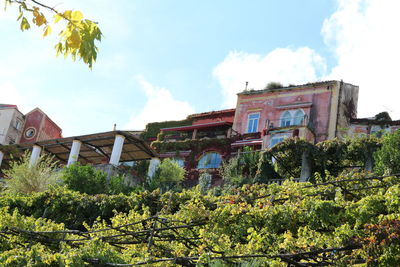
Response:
[125, 76, 195, 130]
[322, 0, 400, 118]
[213, 48, 327, 107]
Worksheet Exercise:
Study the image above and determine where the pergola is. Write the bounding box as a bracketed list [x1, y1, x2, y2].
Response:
[0, 130, 158, 170]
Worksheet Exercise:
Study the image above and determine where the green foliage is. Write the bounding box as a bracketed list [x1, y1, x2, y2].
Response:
[108, 174, 139, 195]
[198, 171, 212, 194]
[152, 136, 232, 154]
[268, 136, 381, 180]
[221, 147, 279, 187]
[61, 163, 108, 195]
[5, 0, 102, 68]
[374, 111, 392, 121]
[255, 151, 281, 182]
[140, 118, 193, 141]
[148, 158, 185, 192]
[61, 163, 138, 195]
[264, 81, 283, 90]
[374, 130, 400, 175]
[0, 173, 400, 265]
[3, 152, 59, 194]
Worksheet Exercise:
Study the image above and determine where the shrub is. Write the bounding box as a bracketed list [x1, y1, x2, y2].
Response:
[61, 163, 108, 195]
[148, 159, 185, 192]
[4, 151, 59, 194]
[374, 130, 400, 175]
[264, 81, 283, 90]
[221, 147, 265, 186]
[108, 174, 141, 195]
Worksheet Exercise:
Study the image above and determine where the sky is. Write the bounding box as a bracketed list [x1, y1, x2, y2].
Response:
[1, 0, 400, 137]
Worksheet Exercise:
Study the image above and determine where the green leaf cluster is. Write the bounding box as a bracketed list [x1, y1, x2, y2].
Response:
[0, 172, 400, 265]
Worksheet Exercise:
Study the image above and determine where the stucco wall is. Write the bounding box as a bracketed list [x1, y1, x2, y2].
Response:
[38, 117, 62, 141]
[0, 108, 24, 145]
[19, 109, 44, 143]
[233, 84, 336, 143]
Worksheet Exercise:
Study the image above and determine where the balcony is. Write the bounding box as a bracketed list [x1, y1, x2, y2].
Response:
[261, 115, 315, 149]
[159, 121, 233, 142]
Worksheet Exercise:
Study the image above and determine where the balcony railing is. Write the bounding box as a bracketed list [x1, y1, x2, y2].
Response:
[264, 115, 308, 130]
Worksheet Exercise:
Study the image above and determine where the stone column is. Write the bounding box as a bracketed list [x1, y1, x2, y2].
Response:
[109, 134, 125, 165]
[0, 151, 3, 169]
[226, 128, 232, 138]
[192, 129, 198, 140]
[147, 157, 160, 178]
[67, 140, 82, 166]
[365, 148, 374, 172]
[29, 145, 42, 166]
[300, 150, 311, 182]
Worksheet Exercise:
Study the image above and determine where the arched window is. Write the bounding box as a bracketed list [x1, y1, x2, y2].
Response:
[280, 111, 292, 127]
[293, 110, 305, 125]
[197, 152, 222, 169]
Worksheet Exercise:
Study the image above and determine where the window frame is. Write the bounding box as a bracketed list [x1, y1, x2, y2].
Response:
[280, 109, 306, 127]
[293, 110, 305, 126]
[246, 112, 260, 133]
[269, 133, 290, 148]
[280, 111, 292, 127]
[197, 152, 222, 169]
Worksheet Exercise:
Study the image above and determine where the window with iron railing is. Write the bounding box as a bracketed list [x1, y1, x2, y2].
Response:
[280, 109, 306, 127]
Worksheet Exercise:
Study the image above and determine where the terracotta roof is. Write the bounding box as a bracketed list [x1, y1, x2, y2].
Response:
[187, 109, 235, 119]
[161, 121, 232, 132]
[0, 104, 18, 109]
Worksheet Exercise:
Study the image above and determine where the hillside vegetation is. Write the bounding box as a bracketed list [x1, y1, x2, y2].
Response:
[0, 132, 400, 266]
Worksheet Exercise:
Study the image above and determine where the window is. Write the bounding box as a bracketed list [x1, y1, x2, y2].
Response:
[247, 113, 260, 133]
[25, 127, 36, 138]
[280, 111, 292, 127]
[270, 136, 284, 147]
[269, 134, 289, 148]
[14, 120, 22, 130]
[293, 110, 305, 125]
[280, 109, 305, 127]
[197, 152, 222, 169]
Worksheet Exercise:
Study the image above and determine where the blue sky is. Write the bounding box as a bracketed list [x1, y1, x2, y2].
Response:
[2, 0, 400, 137]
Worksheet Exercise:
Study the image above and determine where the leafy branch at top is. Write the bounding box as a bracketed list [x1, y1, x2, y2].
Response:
[4, 0, 102, 68]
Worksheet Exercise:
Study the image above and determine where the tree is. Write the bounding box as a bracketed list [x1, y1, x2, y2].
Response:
[374, 130, 400, 175]
[4, 151, 59, 194]
[4, 0, 102, 68]
[148, 159, 185, 192]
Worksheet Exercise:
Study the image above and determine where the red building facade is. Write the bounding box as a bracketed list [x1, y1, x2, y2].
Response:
[19, 108, 62, 143]
[233, 81, 359, 148]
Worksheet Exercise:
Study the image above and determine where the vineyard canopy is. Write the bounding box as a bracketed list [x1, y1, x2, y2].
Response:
[0, 131, 157, 168]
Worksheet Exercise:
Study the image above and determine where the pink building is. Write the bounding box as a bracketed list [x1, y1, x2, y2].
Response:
[232, 81, 359, 148]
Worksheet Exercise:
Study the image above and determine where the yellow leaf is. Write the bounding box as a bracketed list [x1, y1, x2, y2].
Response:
[63, 10, 72, 19]
[43, 25, 52, 37]
[71, 11, 83, 22]
[68, 30, 81, 49]
[54, 14, 62, 23]
[33, 7, 39, 18]
[20, 17, 30, 31]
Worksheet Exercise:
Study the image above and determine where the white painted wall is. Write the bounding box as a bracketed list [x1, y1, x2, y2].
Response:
[0, 107, 24, 145]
